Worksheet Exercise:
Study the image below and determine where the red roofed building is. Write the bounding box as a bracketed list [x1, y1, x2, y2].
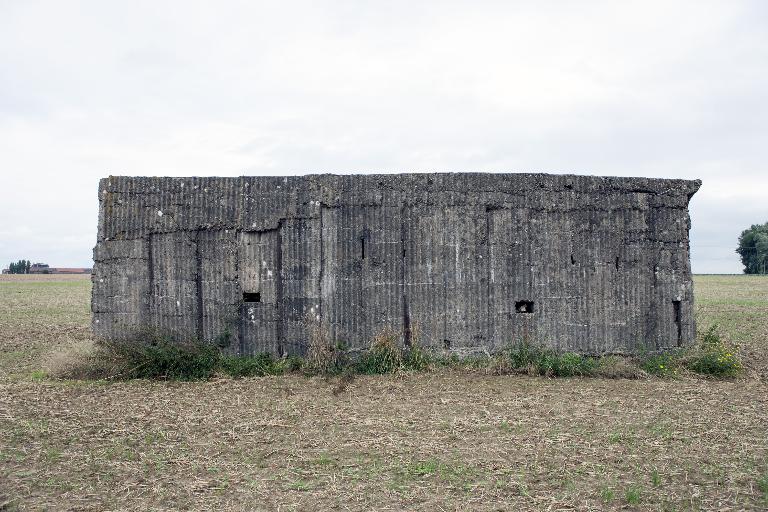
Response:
[28, 263, 91, 275]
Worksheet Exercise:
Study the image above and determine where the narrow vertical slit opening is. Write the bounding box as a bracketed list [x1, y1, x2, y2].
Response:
[360, 237, 365, 259]
[400, 209, 411, 348]
[673, 300, 682, 346]
[194, 234, 204, 340]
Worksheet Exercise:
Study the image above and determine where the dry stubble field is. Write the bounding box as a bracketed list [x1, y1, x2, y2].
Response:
[0, 274, 767, 511]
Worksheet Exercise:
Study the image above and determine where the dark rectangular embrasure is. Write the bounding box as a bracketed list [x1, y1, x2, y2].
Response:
[515, 300, 534, 314]
[243, 291, 261, 303]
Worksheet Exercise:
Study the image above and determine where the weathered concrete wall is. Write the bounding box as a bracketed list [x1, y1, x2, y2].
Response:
[92, 173, 700, 355]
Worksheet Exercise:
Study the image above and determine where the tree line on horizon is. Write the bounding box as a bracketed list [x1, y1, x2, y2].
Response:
[7, 260, 31, 274]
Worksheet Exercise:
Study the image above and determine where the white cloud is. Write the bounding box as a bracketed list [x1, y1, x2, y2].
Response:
[0, 0, 766, 272]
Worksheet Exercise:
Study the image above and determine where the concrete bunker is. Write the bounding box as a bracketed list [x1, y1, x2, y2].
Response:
[92, 173, 700, 356]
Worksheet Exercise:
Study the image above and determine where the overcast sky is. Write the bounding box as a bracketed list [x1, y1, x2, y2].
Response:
[1, 1, 766, 273]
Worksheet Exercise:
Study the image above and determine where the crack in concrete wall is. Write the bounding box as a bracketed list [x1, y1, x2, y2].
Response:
[92, 173, 700, 355]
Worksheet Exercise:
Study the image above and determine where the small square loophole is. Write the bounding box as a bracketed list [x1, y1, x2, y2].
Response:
[515, 300, 534, 314]
[243, 292, 261, 303]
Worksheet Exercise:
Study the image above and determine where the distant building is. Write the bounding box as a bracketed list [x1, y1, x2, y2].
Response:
[1, 268, 9, 275]
[53, 268, 92, 274]
[28, 263, 91, 275]
[29, 263, 51, 274]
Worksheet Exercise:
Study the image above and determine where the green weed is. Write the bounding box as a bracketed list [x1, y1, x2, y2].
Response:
[593, 355, 644, 378]
[506, 341, 597, 377]
[356, 329, 403, 374]
[685, 325, 742, 377]
[219, 353, 300, 378]
[402, 344, 430, 371]
[112, 337, 220, 380]
[757, 471, 768, 500]
[395, 458, 474, 486]
[46, 324, 743, 382]
[304, 317, 348, 375]
[639, 352, 679, 377]
[608, 431, 629, 444]
[600, 487, 615, 503]
[312, 454, 335, 466]
[29, 369, 47, 381]
[625, 485, 642, 504]
[651, 469, 662, 487]
[287, 479, 311, 491]
[406, 459, 440, 477]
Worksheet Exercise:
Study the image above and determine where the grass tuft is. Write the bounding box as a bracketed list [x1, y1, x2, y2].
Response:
[402, 343, 430, 371]
[48, 330, 299, 381]
[600, 487, 615, 503]
[634, 325, 742, 379]
[98, 336, 220, 380]
[506, 341, 597, 377]
[44, 324, 743, 382]
[684, 325, 742, 377]
[304, 317, 347, 375]
[638, 352, 680, 378]
[757, 470, 768, 501]
[625, 485, 642, 504]
[594, 355, 647, 379]
[651, 469, 662, 487]
[47, 335, 220, 381]
[219, 353, 301, 378]
[356, 328, 403, 374]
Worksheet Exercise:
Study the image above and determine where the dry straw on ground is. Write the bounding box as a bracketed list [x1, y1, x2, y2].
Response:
[1, 274, 767, 510]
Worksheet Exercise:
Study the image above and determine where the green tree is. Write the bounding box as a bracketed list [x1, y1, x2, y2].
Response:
[6, 260, 32, 274]
[736, 222, 768, 274]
